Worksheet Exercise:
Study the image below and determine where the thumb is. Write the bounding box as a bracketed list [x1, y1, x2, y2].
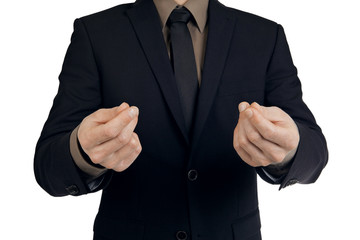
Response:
[238, 102, 250, 113]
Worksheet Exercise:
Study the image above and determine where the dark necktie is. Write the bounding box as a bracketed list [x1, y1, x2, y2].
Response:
[167, 7, 199, 134]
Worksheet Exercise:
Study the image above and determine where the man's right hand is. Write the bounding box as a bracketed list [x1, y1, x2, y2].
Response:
[77, 102, 142, 172]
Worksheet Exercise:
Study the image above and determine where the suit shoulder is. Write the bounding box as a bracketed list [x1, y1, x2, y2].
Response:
[225, 5, 278, 29]
[78, 3, 133, 25]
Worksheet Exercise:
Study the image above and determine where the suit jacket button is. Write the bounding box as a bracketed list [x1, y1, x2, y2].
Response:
[176, 231, 188, 240]
[65, 185, 79, 195]
[188, 169, 198, 181]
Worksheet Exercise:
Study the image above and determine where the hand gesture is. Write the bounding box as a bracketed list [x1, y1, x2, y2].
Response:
[233, 102, 299, 167]
[78, 102, 142, 172]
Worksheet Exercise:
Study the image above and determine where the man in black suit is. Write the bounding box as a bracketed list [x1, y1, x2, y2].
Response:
[34, 0, 328, 239]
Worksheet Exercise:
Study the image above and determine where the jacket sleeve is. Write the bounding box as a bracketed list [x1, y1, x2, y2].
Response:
[256, 24, 328, 189]
[34, 18, 111, 196]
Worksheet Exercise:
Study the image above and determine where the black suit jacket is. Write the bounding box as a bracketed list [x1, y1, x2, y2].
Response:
[34, 0, 328, 239]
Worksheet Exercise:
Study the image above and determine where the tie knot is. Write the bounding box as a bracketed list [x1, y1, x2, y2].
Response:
[167, 7, 192, 26]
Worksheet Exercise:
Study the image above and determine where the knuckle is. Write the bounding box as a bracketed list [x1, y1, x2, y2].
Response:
[90, 152, 103, 164]
[113, 165, 123, 172]
[252, 118, 261, 126]
[251, 113, 261, 123]
[96, 109, 105, 114]
[233, 126, 238, 136]
[243, 158, 253, 166]
[271, 106, 280, 112]
[234, 148, 243, 158]
[233, 141, 240, 150]
[82, 115, 92, 124]
[120, 112, 133, 124]
[135, 145, 142, 155]
[114, 150, 140, 172]
[238, 137, 248, 147]
[93, 109, 104, 119]
[260, 159, 270, 167]
[79, 138, 90, 150]
[247, 131, 260, 143]
[114, 160, 129, 172]
[263, 127, 275, 139]
[105, 159, 117, 170]
[249, 157, 261, 167]
[113, 167, 123, 172]
[129, 152, 140, 163]
[256, 156, 266, 166]
[135, 148, 142, 155]
[132, 132, 139, 139]
[117, 133, 129, 145]
[104, 127, 117, 138]
[78, 131, 90, 147]
[241, 156, 250, 164]
[128, 137, 138, 149]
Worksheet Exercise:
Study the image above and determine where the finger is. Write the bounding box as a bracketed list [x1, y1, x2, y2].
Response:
[236, 124, 268, 167]
[87, 117, 139, 163]
[250, 103, 299, 149]
[102, 133, 141, 171]
[245, 125, 288, 165]
[234, 127, 255, 165]
[258, 141, 288, 165]
[242, 127, 270, 165]
[92, 106, 139, 145]
[235, 112, 259, 166]
[246, 107, 286, 146]
[235, 108, 266, 167]
[236, 143, 263, 167]
[78, 103, 130, 149]
[113, 139, 142, 172]
[234, 145, 257, 166]
[250, 102, 287, 123]
[90, 102, 129, 124]
[233, 122, 241, 151]
[115, 116, 139, 146]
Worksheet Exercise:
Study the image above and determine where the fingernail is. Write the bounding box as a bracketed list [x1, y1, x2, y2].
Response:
[239, 103, 247, 112]
[129, 107, 139, 118]
[245, 109, 253, 118]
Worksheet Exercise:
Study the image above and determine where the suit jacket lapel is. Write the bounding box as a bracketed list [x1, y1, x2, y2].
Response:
[192, 0, 236, 148]
[126, 0, 189, 144]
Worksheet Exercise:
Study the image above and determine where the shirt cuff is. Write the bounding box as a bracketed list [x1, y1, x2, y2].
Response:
[70, 125, 108, 178]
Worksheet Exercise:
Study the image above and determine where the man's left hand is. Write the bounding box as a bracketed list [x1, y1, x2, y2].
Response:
[233, 102, 299, 167]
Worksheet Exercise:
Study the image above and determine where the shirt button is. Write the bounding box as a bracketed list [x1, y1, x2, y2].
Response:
[188, 169, 198, 181]
[176, 231, 188, 240]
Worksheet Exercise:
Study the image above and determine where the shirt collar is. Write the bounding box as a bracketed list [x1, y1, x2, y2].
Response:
[153, 0, 209, 33]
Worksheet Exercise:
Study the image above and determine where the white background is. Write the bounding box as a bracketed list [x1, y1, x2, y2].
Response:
[1, 0, 359, 239]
